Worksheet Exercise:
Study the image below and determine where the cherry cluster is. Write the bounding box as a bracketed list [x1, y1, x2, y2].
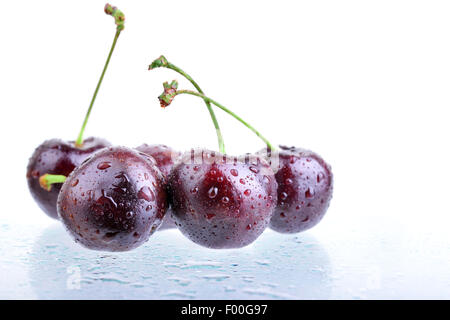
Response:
[26, 4, 333, 252]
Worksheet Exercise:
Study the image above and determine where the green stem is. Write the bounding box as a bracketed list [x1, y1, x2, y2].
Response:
[166, 63, 225, 154]
[75, 30, 120, 147]
[149, 57, 225, 153]
[39, 174, 67, 191]
[75, 5, 125, 147]
[175, 90, 274, 151]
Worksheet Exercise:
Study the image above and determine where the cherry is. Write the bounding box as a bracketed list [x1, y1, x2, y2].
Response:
[153, 74, 278, 248]
[27, 137, 110, 219]
[56, 146, 168, 252]
[135, 144, 180, 177]
[136, 143, 181, 230]
[259, 146, 333, 233]
[169, 149, 277, 248]
[152, 59, 333, 245]
[148, 56, 228, 231]
[27, 4, 125, 219]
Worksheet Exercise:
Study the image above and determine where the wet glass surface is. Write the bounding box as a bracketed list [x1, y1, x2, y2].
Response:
[0, 219, 449, 299]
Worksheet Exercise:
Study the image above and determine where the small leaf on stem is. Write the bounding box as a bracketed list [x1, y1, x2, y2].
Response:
[158, 80, 179, 108]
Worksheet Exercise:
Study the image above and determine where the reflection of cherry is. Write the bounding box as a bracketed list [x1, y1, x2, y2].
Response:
[27, 138, 110, 219]
[260, 146, 333, 233]
[136, 144, 181, 230]
[169, 149, 277, 248]
[56, 146, 168, 252]
[26, 4, 125, 219]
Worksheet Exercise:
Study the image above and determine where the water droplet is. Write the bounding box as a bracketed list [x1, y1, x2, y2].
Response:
[71, 179, 79, 187]
[305, 187, 315, 198]
[217, 176, 223, 182]
[240, 179, 246, 185]
[138, 186, 155, 202]
[97, 162, 111, 170]
[193, 166, 200, 171]
[208, 186, 218, 198]
[280, 192, 288, 200]
[87, 190, 95, 201]
[280, 212, 285, 217]
[146, 205, 152, 211]
[246, 224, 252, 230]
[244, 189, 251, 196]
[263, 176, 270, 183]
[190, 187, 199, 194]
[104, 231, 119, 239]
[206, 213, 215, 219]
[249, 166, 259, 173]
[126, 211, 134, 219]
[317, 172, 324, 183]
[221, 196, 229, 204]
[230, 169, 238, 176]
[285, 178, 293, 185]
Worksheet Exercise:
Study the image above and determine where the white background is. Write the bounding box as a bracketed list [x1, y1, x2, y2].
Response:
[0, 1, 449, 298]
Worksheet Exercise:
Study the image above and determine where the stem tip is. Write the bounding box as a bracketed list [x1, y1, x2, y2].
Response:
[149, 55, 168, 70]
[105, 3, 125, 31]
[39, 174, 67, 191]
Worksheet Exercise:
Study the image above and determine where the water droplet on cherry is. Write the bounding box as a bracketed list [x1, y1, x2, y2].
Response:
[208, 186, 219, 198]
[305, 187, 315, 198]
[138, 186, 155, 202]
[97, 162, 111, 170]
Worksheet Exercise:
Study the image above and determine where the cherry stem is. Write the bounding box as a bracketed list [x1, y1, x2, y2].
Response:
[149, 56, 225, 154]
[39, 174, 67, 191]
[75, 4, 125, 147]
[159, 82, 275, 151]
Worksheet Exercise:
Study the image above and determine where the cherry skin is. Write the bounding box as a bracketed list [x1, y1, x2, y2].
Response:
[57, 146, 168, 252]
[136, 144, 181, 230]
[258, 145, 333, 233]
[135, 144, 180, 177]
[26, 137, 111, 219]
[169, 149, 278, 249]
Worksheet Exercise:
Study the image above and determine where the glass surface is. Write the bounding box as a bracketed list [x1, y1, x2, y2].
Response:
[1, 218, 448, 299]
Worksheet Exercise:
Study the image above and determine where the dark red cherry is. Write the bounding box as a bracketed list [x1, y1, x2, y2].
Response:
[57, 146, 168, 251]
[258, 145, 333, 233]
[169, 149, 278, 249]
[135, 144, 180, 177]
[26, 137, 110, 219]
[136, 143, 181, 230]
